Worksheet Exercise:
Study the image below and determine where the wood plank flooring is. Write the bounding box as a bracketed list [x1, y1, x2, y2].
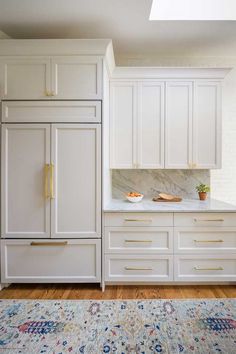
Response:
[0, 284, 236, 300]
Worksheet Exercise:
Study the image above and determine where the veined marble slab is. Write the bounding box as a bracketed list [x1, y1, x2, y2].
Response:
[104, 198, 236, 213]
[112, 169, 210, 199]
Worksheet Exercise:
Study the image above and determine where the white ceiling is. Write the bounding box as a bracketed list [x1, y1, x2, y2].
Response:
[0, 0, 236, 64]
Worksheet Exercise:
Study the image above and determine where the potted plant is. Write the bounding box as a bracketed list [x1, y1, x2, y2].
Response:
[196, 183, 210, 201]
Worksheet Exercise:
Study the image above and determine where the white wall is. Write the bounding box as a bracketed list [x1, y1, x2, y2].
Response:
[116, 55, 236, 205]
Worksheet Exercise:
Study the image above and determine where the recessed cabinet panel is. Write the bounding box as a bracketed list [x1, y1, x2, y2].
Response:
[193, 82, 221, 168]
[0, 57, 50, 99]
[51, 56, 102, 99]
[110, 82, 136, 168]
[51, 124, 101, 238]
[138, 82, 164, 168]
[165, 82, 193, 168]
[1, 124, 50, 238]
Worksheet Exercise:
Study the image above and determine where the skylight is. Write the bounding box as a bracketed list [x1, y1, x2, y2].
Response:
[149, 0, 236, 20]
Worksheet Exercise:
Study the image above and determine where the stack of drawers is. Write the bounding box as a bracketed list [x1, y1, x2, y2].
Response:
[104, 212, 236, 283]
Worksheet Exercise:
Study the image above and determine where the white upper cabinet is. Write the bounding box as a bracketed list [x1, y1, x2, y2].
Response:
[0, 57, 51, 99]
[1, 124, 51, 238]
[193, 81, 221, 169]
[110, 82, 136, 168]
[0, 56, 102, 100]
[51, 124, 101, 238]
[51, 56, 102, 99]
[138, 82, 165, 168]
[165, 82, 193, 169]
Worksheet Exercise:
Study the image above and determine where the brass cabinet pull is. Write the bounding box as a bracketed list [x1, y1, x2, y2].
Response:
[125, 240, 152, 243]
[44, 164, 50, 199]
[194, 239, 224, 243]
[124, 266, 153, 271]
[50, 163, 55, 199]
[30, 241, 68, 246]
[194, 266, 223, 271]
[194, 218, 224, 222]
[124, 219, 152, 222]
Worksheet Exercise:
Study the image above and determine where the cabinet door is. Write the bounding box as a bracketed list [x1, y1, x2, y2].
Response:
[165, 82, 193, 168]
[138, 82, 164, 168]
[1, 124, 50, 238]
[193, 81, 221, 169]
[110, 82, 137, 168]
[51, 56, 102, 99]
[51, 124, 101, 238]
[0, 57, 51, 99]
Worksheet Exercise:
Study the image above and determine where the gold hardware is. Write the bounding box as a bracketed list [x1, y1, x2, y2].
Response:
[124, 266, 153, 271]
[44, 164, 50, 199]
[50, 163, 54, 199]
[194, 239, 223, 243]
[124, 219, 152, 222]
[194, 218, 224, 222]
[30, 241, 68, 246]
[45, 90, 50, 97]
[194, 266, 223, 271]
[125, 240, 152, 243]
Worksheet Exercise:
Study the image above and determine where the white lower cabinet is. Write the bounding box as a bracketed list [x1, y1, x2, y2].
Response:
[1, 239, 101, 283]
[105, 255, 173, 282]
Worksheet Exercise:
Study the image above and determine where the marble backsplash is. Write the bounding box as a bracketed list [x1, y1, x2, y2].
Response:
[112, 170, 210, 200]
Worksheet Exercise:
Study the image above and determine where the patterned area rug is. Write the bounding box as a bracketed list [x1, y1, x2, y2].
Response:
[0, 299, 235, 353]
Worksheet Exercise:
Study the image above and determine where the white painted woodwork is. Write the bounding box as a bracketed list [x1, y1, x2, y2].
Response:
[174, 213, 236, 227]
[104, 213, 173, 227]
[137, 82, 164, 168]
[193, 81, 221, 168]
[1, 124, 50, 238]
[174, 227, 236, 254]
[105, 227, 173, 254]
[51, 56, 102, 99]
[51, 124, 101, 238]
[2, 101, 101, 123]
[110, 82, 136, 168]
[165, 82, 193, 168]
[1, 239, 101, 283]
[105, 254, 173, 281]
[174, 254, 236, 281]
[0, 57, 50, 99]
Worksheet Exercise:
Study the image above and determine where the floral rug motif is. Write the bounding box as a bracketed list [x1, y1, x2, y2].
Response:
[0, 299, 235, 353]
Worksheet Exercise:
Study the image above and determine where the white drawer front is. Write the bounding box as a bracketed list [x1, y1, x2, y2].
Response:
[2, 101, 101, 123]
[174, 255, 236, 281]
[105, 255, 173, 282]
[174, 227, 236, 254]
[105, 227, 173, 254]
[104, 213, 173, 227]
[1, 239, 101, 283]
[174, 213, 236, 227]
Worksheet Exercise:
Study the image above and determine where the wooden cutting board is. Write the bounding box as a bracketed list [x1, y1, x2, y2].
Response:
[152, 197, 182, 202]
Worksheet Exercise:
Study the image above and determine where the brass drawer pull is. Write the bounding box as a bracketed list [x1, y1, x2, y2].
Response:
[30, 241, 68, 246]
[44, 164, 50, 199]
[124, 266, 153, 271]
[194, 239, 224, 243]
[194, 218, 224, 222]
[194, 266, 223, 271]
[125, 240, 152, 243]
[124, 219, 152, 222]
[50, 164, 55, 199]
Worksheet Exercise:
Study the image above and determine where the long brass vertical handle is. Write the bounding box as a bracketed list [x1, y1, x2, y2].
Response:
[44, 164, 50, 199]
[50, 163, 55, 199]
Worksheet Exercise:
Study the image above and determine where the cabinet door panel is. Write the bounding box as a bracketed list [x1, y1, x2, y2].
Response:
[138, 82, 164, 168]
[51, 56, 102, 99]
[193, 82, 221, 168]
[165, 82, 193, 168]
[110, 82, 136, 168]
[1, 124, 50, 238]
[0, 57, 50, 99]
[51, 124, 101, 238]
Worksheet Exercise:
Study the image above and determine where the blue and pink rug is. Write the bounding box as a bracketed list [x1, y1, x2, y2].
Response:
[0, 298, 235, 353]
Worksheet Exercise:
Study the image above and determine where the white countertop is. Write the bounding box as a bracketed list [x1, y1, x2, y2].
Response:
[103, 198, 236, 213]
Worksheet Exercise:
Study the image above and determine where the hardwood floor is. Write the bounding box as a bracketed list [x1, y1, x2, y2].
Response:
[0, 284, 236, 300]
